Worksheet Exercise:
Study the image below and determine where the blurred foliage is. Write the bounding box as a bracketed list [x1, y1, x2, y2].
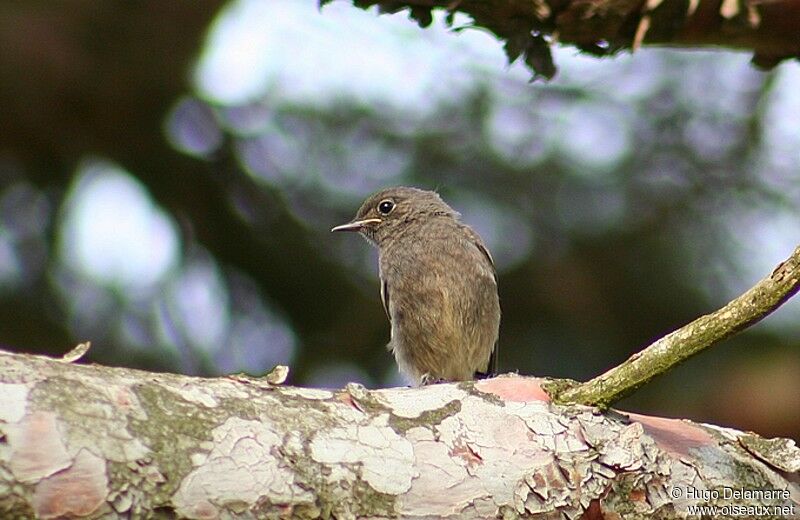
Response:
[0, 1, 798, 440]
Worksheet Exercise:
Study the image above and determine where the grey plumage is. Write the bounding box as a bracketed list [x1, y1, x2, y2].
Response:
[332, 187, 500, 386]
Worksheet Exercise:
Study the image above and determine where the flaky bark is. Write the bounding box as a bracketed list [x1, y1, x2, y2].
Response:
[1, 350, 798, 519]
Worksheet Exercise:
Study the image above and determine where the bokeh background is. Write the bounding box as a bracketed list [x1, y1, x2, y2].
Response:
[1, 1, 798, 439]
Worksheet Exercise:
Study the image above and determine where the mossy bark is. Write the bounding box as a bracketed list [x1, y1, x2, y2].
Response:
[1, 352, 798, 518]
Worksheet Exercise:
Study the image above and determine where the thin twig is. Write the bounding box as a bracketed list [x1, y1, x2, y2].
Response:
[551, 245, 800, 408]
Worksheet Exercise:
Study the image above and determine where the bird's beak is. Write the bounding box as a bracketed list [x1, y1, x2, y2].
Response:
[331, 218, 381, 233]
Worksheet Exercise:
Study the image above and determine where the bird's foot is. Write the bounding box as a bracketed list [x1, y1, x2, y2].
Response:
[420, 374, 449, 386]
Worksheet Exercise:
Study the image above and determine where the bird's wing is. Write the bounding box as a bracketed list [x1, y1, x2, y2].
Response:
[380, 277, 391, 322]
[463, 224, 497, 281]
[486, 339, 499, 375]
[466, 229, 499, 376]
[474, 241, 497, 282]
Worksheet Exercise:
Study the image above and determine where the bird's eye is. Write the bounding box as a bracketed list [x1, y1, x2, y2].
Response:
[377, 199, 395, 215]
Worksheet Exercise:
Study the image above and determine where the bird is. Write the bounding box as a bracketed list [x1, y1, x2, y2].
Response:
[332, 187, 500, 386]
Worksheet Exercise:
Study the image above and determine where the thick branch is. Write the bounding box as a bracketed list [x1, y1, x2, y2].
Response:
[1, 350, 799, 518]
[552, 245, 800, 408]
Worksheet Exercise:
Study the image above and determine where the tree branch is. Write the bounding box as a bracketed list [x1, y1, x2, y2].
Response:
[1, 350, 798, 518]
[549, 245, 800, 408]
[336, 0, 800, 79]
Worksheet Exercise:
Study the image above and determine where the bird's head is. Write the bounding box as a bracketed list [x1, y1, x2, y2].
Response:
[331, 186, 459, 247]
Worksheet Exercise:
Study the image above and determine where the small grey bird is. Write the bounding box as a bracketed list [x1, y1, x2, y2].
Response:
[332, 187, 500, 385]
